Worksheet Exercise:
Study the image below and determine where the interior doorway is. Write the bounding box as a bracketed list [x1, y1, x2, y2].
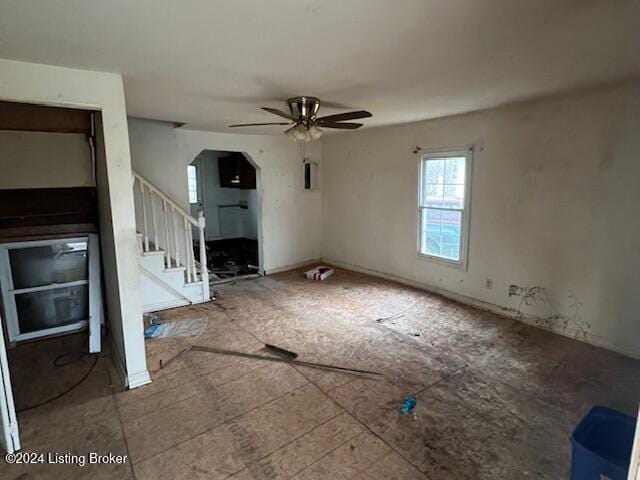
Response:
[0, 101, 107, 453]
[188, 150, 262, 284]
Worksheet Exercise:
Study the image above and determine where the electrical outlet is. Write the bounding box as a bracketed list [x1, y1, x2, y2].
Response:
[485, 279, 493, 290]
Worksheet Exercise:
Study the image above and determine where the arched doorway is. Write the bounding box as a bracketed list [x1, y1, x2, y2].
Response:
[188, 150, 262, 283]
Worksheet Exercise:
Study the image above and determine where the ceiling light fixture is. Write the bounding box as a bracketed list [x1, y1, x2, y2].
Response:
[308, 125, 323, 141]
[284, 124, 323, 142]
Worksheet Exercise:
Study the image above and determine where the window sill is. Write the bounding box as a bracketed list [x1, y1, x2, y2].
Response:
[417, 251, 467, 271]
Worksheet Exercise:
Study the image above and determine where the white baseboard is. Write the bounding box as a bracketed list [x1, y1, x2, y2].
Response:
[127, 369, 152, 389]
[142, 298, 190, 313]
[264, 258, 321, 275]
[110, 334, 152, 389]
[323, 258, 640, 360]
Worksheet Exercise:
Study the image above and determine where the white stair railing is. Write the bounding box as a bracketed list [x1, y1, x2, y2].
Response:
[132, 171, 209, 287]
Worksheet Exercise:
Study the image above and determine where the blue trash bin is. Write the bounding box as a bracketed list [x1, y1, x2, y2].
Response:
[570, 406, 637, 480]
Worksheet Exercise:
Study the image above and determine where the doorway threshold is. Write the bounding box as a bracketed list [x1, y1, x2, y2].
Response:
[210, 273, 261, 286]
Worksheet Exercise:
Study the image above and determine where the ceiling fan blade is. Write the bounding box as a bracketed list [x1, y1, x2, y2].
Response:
[261, 107, 294, 120]
[316, 110, 372, 124]
[229, 122, 291, 127]
[319, 122, 364, 130]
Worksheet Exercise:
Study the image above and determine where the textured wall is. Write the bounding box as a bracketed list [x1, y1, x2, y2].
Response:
[129, 119, 321, 272]
[321, 81, 640, 358]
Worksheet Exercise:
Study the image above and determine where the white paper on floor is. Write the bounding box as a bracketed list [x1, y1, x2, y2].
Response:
[144, 318, 208, 339]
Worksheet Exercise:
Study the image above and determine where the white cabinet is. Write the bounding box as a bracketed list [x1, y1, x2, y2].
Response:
[218, 205, 245, 239]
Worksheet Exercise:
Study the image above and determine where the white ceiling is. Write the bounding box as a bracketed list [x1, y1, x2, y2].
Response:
[1, 0, 639, 133]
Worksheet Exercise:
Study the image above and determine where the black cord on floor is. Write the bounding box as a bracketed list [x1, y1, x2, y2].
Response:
[53, 351, 90, 367]
[17, 352, 99, 414]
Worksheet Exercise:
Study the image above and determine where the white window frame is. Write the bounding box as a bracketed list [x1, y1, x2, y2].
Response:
[187, 165, 198, 205]
[0, 235, 102, 350]
[417, 149, 473, 270]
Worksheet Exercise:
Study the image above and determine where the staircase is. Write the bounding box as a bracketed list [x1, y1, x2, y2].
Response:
[132, 171, 211, 312]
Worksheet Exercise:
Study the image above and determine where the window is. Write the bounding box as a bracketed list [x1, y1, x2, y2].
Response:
[187, 165, 198, 204]
[418, 150, 471, 267]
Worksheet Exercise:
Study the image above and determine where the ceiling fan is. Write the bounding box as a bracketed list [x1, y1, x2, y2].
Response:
[229, 96, 372, 141]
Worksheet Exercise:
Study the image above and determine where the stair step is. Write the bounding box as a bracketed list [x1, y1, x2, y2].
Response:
[134, 175, 210, 313]
[142, 249, 166, 256]
[165, 266, 186, 273]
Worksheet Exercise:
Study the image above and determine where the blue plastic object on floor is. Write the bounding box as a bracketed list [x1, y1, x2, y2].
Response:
[570, 406, 636, 480]
[401, 395, 416, 414]
[144, 323, 161, 339]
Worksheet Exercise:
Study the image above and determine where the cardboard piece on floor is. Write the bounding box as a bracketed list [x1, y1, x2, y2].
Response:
[304, 266, 334, 281]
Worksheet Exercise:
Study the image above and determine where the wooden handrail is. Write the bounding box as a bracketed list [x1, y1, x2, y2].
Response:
[132, 171, 199, 227]
[132, 170, 209, 291]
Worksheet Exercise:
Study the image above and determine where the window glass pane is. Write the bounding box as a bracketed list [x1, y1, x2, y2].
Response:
[421, 208, 442, 257]
[188, 166, 198, 203]
[9, 241, 88, 289]
[188, 177, 198, 203]
[423, 159, 444, 185]
[440, 210, 462, 261]
[443, 184, 464, 209]
[422, 183, 444, 207]
[15, 284, 88, 333]
[444, 157, 466, 185]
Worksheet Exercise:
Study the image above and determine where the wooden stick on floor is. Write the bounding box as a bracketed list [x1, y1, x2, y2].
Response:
[191, 345, 382, 376]
[160, 344, 382, 376]
[159, 345, 193, 370]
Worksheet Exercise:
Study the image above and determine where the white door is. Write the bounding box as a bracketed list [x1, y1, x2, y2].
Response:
[0, 312, 19, 453]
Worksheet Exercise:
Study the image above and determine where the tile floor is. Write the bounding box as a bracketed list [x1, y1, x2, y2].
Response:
[1, 268, 639, 479]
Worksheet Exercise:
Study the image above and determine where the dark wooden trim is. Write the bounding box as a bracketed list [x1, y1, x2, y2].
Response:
[0, 224, 98, 243]
[0, 100, 93, 134]
[0, 187, 98, 229]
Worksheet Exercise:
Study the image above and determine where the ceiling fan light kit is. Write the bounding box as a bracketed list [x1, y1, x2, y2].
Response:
[285, 123, 323, 142]
[230, 96, 372, 142]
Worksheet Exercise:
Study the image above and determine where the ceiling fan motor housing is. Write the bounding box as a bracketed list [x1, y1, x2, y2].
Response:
[287, 96, 320, 124]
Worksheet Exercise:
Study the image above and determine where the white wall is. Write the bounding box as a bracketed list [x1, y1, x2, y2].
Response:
[321, 81, 640, 358]
[129, 118, 322, 273]
[0, 58, 149, 388]
[0, 131, 93, 189]
[128, 118, 183, 204]
[242, 188, 259, 240]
